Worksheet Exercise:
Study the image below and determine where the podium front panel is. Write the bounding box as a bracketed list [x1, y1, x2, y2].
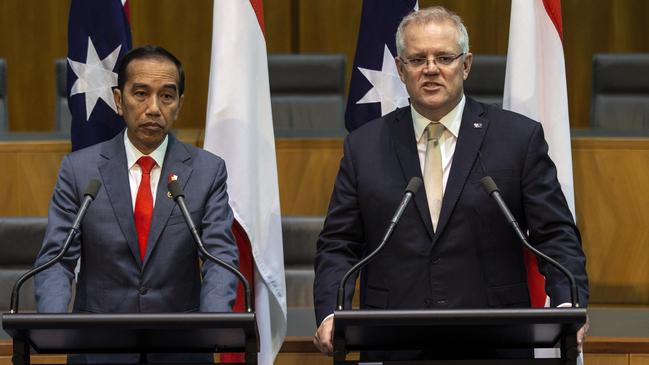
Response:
[2, 312, 258, 354]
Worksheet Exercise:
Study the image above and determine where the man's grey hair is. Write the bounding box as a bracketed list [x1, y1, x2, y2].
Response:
[395, 6, 470, 57]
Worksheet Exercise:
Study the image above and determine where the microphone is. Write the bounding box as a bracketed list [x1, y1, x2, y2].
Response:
[167, 180, 253, 313]
[10, 179, 102, 313]
[479, 176, 580, 308]
[336, 177, 423, 311]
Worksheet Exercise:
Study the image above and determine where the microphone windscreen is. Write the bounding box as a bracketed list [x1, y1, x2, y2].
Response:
[406, 177, 423, 194]
[480, 176, 499, 195]
[168, 180, 184, 199]
[84, 179, 102, 199]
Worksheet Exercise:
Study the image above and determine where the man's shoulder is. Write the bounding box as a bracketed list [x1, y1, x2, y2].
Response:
[347, 106, 409, 139]
[173, 138, 226, 167]
[475, 99, 539, 130]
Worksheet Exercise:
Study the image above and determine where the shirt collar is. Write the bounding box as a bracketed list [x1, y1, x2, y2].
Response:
[412, 94, 465, 142]
[124, 131, 168, 170]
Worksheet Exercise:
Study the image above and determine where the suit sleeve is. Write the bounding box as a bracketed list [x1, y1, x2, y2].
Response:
[313, 136, 366, 325]
[34, 155, 81, 313]
[198, 158, 239, 312]
[521, 123, 589, 307]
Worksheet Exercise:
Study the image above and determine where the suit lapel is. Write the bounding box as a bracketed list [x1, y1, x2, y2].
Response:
[98, 131, 141, 267]
[388, 107, 434, 239]
[433, 98, 489, 245]
[142, 134, 193, 268]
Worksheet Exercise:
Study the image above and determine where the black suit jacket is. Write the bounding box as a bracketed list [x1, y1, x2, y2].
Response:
[314, 98, 588, 326]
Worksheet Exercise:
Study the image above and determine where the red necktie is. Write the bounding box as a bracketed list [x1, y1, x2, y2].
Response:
[134, 156, 156, 262]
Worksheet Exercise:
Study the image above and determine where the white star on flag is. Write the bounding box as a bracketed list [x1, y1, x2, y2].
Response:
[68, 37, 122, 121]
[356, 44, 410, 116]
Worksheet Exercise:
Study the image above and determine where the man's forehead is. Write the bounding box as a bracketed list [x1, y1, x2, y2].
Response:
[125, 58, 180, 85]
[403, 21, 460, 50]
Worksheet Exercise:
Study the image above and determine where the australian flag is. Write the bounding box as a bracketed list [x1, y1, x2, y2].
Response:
[345, 0, 417, 132]
[68, 0, 132, 151]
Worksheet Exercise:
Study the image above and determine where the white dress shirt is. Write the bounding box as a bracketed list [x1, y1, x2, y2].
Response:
[412, 94, 465, 194]
[124, 132, 168, 210]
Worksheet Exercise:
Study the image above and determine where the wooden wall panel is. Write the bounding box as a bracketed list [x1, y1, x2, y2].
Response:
[563, 0, 649, 128]
[0, 0, 69, 131]
[573, 138, 649, 304]
[0, 142, 68, 216]
[632, 354, 649, 365]
[265, 0, 296, 53]
[128, 0, 213, 130]
[275, 139, 342, 216]
[3, 136, 649, 305]
[3, 1, 649, 132]
[584, 354, 629, 365]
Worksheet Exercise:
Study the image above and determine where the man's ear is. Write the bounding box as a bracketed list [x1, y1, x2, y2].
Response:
[174, 94, 185, 120]
[462, 52, 473, 81]
[395, 57, 406, 83]
[113, 88, 123, 116]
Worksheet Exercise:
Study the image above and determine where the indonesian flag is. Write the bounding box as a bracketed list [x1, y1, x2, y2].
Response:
[204, 1, 287, 364]
[503, 0, 575, 309]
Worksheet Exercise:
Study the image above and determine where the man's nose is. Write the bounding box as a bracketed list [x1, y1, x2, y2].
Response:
[145, 96, 162, 115]
[423, 59, 440, 74]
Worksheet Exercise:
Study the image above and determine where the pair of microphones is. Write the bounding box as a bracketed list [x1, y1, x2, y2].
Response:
[336, 175, 580, 311]
[10, 180, 252, 314]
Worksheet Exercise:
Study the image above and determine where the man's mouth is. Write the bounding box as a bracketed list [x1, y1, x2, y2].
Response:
[421, 81, 442, 91]
[141, 122, 163, 130]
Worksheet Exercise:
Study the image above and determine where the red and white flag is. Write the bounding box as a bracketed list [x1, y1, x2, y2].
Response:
[503, 0, 575, 309]
[204, 1, 286, 364]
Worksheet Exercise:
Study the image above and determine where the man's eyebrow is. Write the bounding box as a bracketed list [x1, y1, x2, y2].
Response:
[131, 83, 150, 89]
[161, 83, 178, 92]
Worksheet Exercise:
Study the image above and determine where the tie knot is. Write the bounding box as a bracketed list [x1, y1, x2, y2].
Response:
[426, 122, 445, 141]
[137, 156, 156, 174]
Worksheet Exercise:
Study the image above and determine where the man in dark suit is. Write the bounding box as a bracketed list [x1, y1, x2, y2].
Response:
[313, 6, 588, 359]
[34, 45, 238, 363]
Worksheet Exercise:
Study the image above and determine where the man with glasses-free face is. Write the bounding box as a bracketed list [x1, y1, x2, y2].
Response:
[313, 6, 588, 361]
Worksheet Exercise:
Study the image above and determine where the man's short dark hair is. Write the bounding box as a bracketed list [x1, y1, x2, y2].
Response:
[116, 45, 185, 96]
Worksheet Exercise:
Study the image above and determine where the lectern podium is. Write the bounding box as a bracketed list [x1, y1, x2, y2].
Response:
[333, 308, 586, 365]
[2, 312, 259, 365]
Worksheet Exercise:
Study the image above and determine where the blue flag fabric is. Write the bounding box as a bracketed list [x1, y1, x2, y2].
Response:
[345, 0, 417, 132]
[68, 0, 131, 151]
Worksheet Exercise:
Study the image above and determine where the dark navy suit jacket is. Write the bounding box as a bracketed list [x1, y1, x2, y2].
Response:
[314, 98, 588, 327]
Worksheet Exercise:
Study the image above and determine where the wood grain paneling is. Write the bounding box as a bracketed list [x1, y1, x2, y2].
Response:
[0, 0, 69, 131]
[564, 1, 649, 128]
[265, 0, 295, 53]
[3, 136, 649, 305]
[276, 138, 342, 216]
[632, 354, 649, 365]
[584, 353, 629, 365]
[128, 0, 213, 130]
[3, 1, 649, 132]
[573, 138, 649, 304]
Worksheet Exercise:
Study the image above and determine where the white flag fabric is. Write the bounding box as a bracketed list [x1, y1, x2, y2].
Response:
[204, 1, 287, 364]
[504, 1, 582, 362]
[503, 0, 575, 217]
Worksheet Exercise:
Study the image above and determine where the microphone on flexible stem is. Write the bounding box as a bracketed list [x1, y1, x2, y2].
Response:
[479, 176, 579, 308]
[336, 177, 423, 311]
[167, 180, 253, 313]
[10, 179, 102, 313]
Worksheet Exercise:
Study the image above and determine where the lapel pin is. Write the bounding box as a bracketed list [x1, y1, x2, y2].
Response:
[473, 122, 483, 129]
[167, 174, 178, 199]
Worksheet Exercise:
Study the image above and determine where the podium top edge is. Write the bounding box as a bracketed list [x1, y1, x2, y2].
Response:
[334, 308, 587, 322]
[1, 312, 257, 329]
